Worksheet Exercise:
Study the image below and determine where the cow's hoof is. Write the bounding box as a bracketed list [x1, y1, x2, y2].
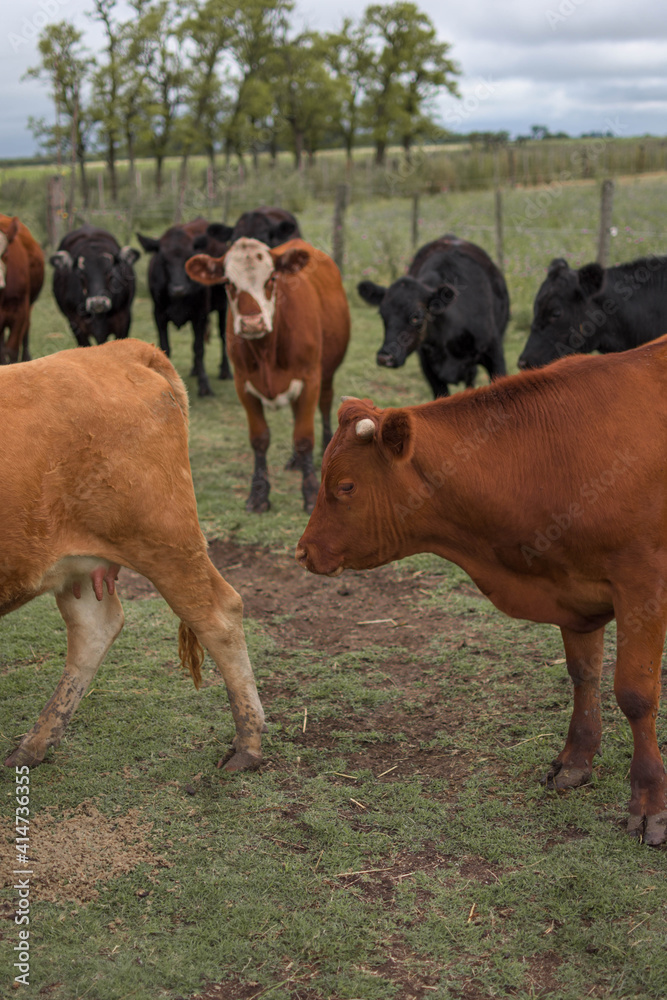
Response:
[285, 452, 300, 471]
[245, 496, 270, 513]
[218, 366, 232, 380]
[543, 760, 591, 790]
[628, 810, 667, 846]
[197, 382, 214, 398]
[217, 749, 262, 772]
[5, 745, 45, 769]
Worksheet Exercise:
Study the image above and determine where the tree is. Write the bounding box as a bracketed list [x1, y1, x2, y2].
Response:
[361, 2, 460, 165]
[25, 22, 92, 207]
[89, 0, 124, 201]
[140, 1, 185, 192]
[177, 0, 235, 174]
[116, 0, 162, 190]
[222, 0, 292, 168]
[323, 17, 373, 169]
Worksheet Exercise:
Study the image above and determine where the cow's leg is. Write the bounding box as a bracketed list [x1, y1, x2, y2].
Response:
[481, 338, 507, 381]
[218, 308, 232, 380]
[4, 311, 28, 364]
[191, 314, 213, 397]
[291, 381, 320, 513]
[613, 596, 667, 845]
[417, 351, 450, 399]
[545, 626, 604, 789]
[154, 308, 171, 356]
[138, 552, 264, 770]
[318, 374, 335, 454]
[5, 583, 124, 768]
[70, 320, 91, 348]
[237, 385, 271, 512]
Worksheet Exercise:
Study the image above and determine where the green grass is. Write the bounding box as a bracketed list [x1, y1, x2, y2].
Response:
[1, 178, 667, 999]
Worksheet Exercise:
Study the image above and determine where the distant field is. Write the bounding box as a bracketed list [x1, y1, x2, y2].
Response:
[1, 175, 666, 1000]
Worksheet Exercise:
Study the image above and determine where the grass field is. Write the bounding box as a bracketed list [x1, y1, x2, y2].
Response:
[0, 175, 666, 1000]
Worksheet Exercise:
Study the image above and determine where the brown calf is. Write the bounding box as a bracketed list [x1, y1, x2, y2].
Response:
[2, 339, 264, 772]
[297, 338, 667, 844]
[186, 238, 350, 512]
[0, 215, 44, 363]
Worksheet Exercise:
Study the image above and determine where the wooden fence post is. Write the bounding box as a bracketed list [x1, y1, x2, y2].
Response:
[411, 192, 419, 248]
[332, 183, 349, 274]
[47, 176, 65, 248]
[597, 178, 615, 267]
[494, 188, 504, 273]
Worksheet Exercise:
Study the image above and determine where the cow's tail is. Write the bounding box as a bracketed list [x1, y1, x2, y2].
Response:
[146, 344, 190, 424]
[178, 622, 205, 689]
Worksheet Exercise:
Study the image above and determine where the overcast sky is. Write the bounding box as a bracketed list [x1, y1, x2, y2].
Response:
[3, 0, 667, 157]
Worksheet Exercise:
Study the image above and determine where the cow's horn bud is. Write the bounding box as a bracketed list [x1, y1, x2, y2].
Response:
[355, 418, 375, 440]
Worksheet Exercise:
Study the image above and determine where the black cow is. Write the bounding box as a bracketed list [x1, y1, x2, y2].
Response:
[50, 225, 140, 346]
[357, 235, 509, 398]
[518, 255, 667, 369]
[207, 206, 301, 249]
[137, 218, 234, 397]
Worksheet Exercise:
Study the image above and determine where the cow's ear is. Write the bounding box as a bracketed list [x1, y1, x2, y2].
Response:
[357, 281, 387, 306]
[207, 223, 234, 244]
[185, 253, 226, 285]
[378, 409, 414, 463]
[50, 250, 73, 271]
[271, 219, 298, 245]
[272, 246, 309, 274]
[548, 257, 569, 275]
[427, 283, 456, 315]
[578, 262, 604, 297]
[118, 246, 140, 265]
[136, 233, 160, 253]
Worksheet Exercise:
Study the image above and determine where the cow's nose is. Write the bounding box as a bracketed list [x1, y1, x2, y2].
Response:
[376, 352, 397, 368]
[295, 545, 308, 567]
[517, 357, 530, 370]
[170, 284, 187, 298]
[86, 296, 112, 314]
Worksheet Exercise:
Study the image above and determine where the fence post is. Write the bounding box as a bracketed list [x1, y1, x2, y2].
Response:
[47, 175, 65, 248]
[411, 192, 419, 248]
[97, 172, 105, 212]
[332, 183, 349, 274]
[494, 188, 504, 273]
[597, 178, 615, 267]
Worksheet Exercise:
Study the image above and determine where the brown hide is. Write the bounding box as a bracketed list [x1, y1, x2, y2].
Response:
[0, 215, 45, 363]
[297, 337, 667, 844]
[2, 339, 263, 772]
[187, 238, 350, 513]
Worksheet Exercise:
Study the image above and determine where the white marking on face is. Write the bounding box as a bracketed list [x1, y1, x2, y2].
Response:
[224, 238, 277, 337]
[244, 379, 303, 410]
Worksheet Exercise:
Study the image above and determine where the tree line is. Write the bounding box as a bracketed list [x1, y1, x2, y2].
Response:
[26, 0, 461, 204]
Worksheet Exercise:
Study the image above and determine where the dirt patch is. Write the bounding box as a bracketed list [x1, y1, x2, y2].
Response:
[0, 801, 168, 905]
[117, 538, 460, 659]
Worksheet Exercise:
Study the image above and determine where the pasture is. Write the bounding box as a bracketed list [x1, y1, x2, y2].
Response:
[1, 173, 667, 1000]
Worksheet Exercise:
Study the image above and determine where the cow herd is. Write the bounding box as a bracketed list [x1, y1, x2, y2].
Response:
[2, 205, 667, 846]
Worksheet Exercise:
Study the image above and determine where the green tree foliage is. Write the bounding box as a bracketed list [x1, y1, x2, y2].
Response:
[26, 0, 462, 186]
[361, 2, 460, 165]
[25, 22, 92, 203]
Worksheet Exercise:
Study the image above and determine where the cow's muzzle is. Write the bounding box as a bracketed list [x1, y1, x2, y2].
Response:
[85, 296, 112, 315]
[239, 314, 268, 338]
[295, 543, 343, 577]
[376, 351, 401, 368]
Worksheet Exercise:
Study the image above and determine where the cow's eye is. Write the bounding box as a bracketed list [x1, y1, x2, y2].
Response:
[550, 307, 562, 319]
[337, 481, 355, 495]
[410, 314, 422, 325]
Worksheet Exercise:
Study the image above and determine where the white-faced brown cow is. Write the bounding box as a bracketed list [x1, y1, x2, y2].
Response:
[2, 339, 264, 772]
[186, 238, 350, 513]
[297, 338, 667, 845]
